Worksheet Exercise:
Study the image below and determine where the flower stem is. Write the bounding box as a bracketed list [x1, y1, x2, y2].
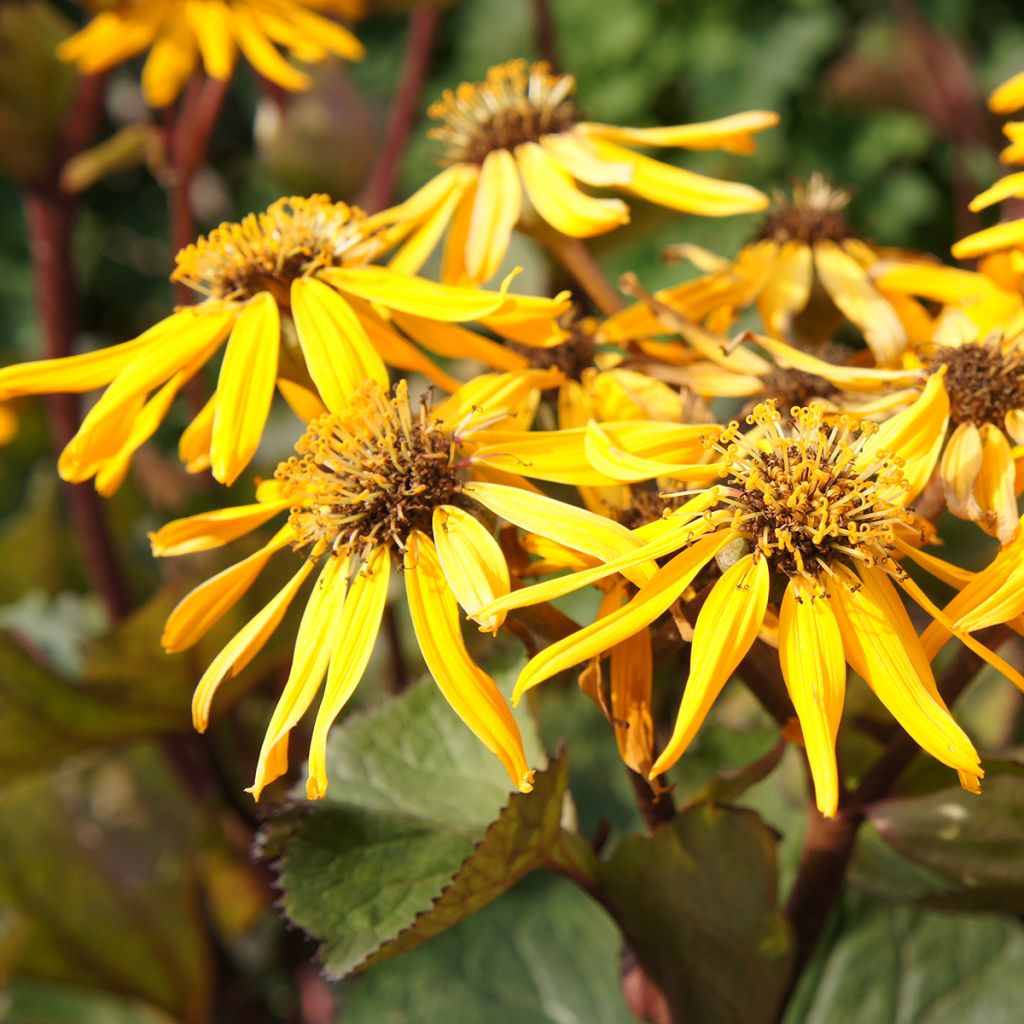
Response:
[361, 8, 439, 214]
[538, 230, 625, 316]
[531, 0, 560, 69]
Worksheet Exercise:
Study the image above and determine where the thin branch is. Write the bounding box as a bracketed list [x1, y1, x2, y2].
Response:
[361, 9, 440, 214]
[531, 0, 560, 69]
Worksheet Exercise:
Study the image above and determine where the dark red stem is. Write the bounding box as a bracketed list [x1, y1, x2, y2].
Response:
[531, 0, 560, 69]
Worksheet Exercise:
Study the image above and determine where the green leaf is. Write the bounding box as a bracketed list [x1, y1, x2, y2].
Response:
[786, 893, 1024, 1023]
[596, 802, 792, 1024]
[0, 746, 211, 1022]
[0, 981, 179, 1024]
[271, 680, 560, 978]
[343, 874, 634, 1024]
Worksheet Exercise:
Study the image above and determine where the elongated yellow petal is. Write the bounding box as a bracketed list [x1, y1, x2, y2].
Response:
[405, 531, 533, 792]
[579, 111, 779, 153]
[249, 553, 351, 799]
[757, 240, 812, 336]
[466, 148, 521, 282]
[150, 499, 290, 556]
[434, 369, 558, 434]
[441, 185, 476, 285]
[162, 526, 293, 654]
[388, 176, 470, 275]
[516, 142, 629, 237]
[389, 311, 528, 373]
[587, 137, 769, 216]
[952, 219, 1024, 261]
[585, 420, 716, 484]
[192, 558, 315, 731]
[651, 553, 769, 776]
[540, 133, 633, 186]
[832, 566, 981, 777]
[779, 579, 846, 817]
[968, 171, 1024, 212]
[290, 277, 387, 413]
[462, 480, 656, 587]
[951, 529, 1024, 633]
[0, 311, 186, 400]
[433, 506, 510, 632]
[140, 7, 197, 108]
[211, 293, 280, 485]
[232, 7, 310, 91]
[58, 10, 160, 71]
[470, 430, 619, 486]
[319, 265, 512, 322]
[940, 421, 983, 520]
[814, 240, 906, 364]
[277, 377, 328, 424]
[891, 536, 974, 589]
[974, 425, 1019, 544]
[306, 549, 390, 799]
[754, 335, 921, 390]
[366, 165, 473, 240]
[179, 391, 216, 473]
[610, 614, 656, 777]
[991, 70, 1024, 114]
[514, 531, 734, 702]
[184, 0, 236, 80]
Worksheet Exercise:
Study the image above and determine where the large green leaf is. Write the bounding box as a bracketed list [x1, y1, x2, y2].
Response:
[271, 680, 564, 978]
[343, 874, 634, 1024]
[786, 893, 1024, 1023]
[596, 802, 792, 1024]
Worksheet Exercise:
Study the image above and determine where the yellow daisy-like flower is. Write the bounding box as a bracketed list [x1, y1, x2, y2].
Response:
[477, 401, 1024, 817]
[151, 372, 674, 799]
[622, 175, 926, 365]
[0, 195, 569, 493]
[951, 69, 1024, 261]
[369, 59, 777, 284]
[58, 0, 364, 108]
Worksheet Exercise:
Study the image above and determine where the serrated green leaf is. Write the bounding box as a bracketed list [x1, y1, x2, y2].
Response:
[271, 680, 553, 978]
[343, 874, 634, 1024]
[596, 802, 792, 1024]
[785, 893, 1024, 1024]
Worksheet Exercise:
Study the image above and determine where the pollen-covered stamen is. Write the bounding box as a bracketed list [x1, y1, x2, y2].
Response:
[928, 336, 1024, 427]
[707, 401, 913, 584]
[172, 196, 381, 305]
[428, 59, 579, 166]
[276, 382, 462, 559]
[756, 174, 855, 245]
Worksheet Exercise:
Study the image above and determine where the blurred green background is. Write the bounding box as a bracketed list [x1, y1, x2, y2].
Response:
[2, 1, 1024, 1022]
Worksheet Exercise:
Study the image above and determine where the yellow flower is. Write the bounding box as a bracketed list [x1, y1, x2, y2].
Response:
[369, 59, 776, 284]
[952, 70, 1024, 261]
[151, 372, 670, 799]
[58, 0, 364, 108]
[478, 401, 1024, 817]
[621, 175, 926, 366]
[0, 195, 569, 493]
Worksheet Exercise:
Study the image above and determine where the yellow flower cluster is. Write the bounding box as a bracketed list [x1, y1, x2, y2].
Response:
[7, 45, 1024, 819]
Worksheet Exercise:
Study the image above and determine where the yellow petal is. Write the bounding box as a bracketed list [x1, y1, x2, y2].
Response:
[578, 110, 779, 153]
[466, 149, 521, 282]
[405, 531, 533, 792]
[433, 369, 557, 434]
[832, 566, 981, 776]
[610, 616, 655, 777]
[974, 424, 1019, 544]
[952, 219, 1024, 261]
[433, 506, 510, 633]
[140, 7, 197, 108]
[990, 70, 1024, 114]
[968, 170, 1024, 212]
[290, 277, 388, 412]
[516, 142, 629, 237]
[277, 377, 328, 424]
[319, 265, 512, 322]
[586, 137, 769, 216]
[179, 392, 216, 473]
[192, 558, 315, 732]
[462, 480, 656, 587]
[779, 578, 846, 817]
[389, 311, 528, 373]
[585, 420, 717, 484]
[940, 421, 983, 520]
[814, 240, 906, 364]
[441, 185, 476, 285]
[184, 0, 236, 80]
[754, 335, 921, 390]
[249, 553, 351, 799]
[162, 526, 293, 653]
[539, 133, 633, 186]
[150, 499, 290, 556]
[211, 292, 280, 485]
[1005, 408, 1024, 446]
[951, 529, 1024, 633]
[306, 549, 390, 799]
[757, 240, 813, 336]
[231, 6, 310, 91]
[650, 554, 769, 776]
[58, 9, 159, 71]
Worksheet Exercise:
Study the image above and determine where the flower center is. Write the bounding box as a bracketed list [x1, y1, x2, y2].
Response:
[712, 402, 912, 583]
[759, 365, 837, 412]
[428, 60, 579, 165]
[755, 174, 854, 246]
[928, 337, 1024, 427]
[508, 312, 597, 381]
[276, 382, 462, 558]
[172, 196, 381, 305]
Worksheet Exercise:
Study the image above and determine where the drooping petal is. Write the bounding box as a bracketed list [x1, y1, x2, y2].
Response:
[191, 558, 315, 731]
[578, 111, 779, 153]
[757, 240, 813, 337]
[584, 420, 717, 484]
[211, 292, 280, 485]
[405, 531, 533, 792]
[609, 605, 656, 778]
[290, 277, 388, 412]
[248, 552, 351, 799]
[306, 549, 390, 799]
[650, 554, 769, 776]
[162, 526, 294, 653]
[512, 531, 734, 702]
[465, 148, 522, 282]
[779, 579, 846, 817]
[433, 506, 510, 633]
[940, 421, 983, 520]
[179, 392, 216, 473]
[516, 142, 629, 237]
[150, 499, 290, 556]
[974, 424, 1019, 545]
